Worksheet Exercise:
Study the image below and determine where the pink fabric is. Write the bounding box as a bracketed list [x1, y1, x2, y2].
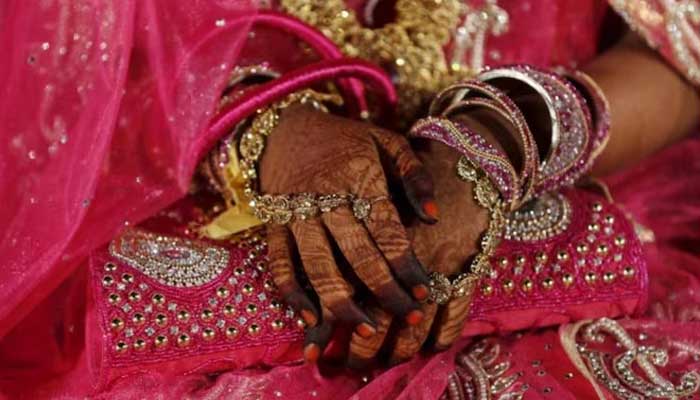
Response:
[1, 0, 700, 399]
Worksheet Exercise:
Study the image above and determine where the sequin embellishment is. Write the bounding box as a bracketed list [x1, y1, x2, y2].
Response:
[109, 229, 229, 287]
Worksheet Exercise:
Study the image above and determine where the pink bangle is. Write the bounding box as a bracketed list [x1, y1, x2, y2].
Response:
[478, 65, 594, 196]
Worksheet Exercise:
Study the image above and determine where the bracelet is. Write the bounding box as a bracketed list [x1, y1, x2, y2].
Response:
[409, 117, 506, 305]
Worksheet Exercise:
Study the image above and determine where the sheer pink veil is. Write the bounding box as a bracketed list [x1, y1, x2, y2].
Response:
[0, 0, 258, 339]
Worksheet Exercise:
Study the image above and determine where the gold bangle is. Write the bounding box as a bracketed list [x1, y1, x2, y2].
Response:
[428, 157, 505, 305]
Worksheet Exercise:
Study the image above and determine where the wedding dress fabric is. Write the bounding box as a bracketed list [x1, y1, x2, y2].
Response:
[1, 0, 699, 398]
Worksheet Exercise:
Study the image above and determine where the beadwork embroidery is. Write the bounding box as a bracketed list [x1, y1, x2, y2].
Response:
[504, 192, 572, 242]
[109, 229, 229, 287]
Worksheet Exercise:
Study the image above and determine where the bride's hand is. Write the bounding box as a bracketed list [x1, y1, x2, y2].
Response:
[346, 140, 489, 367]
[260, 104, 437, 359]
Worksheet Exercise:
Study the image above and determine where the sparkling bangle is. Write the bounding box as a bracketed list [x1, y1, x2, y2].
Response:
[409, 118, 506, 305]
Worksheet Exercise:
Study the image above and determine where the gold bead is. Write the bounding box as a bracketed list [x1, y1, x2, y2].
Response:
[557, 251, 569, 261]
[521, 279, 533, 292]
[614, 236, 626, 247]
[104, 262, 117, 272]
[177, 334, 191, 347]
[255, 262, 266, 273]
[132, 313, 145, 325]
[604, 215, 615, 225]
[102, 275, 114, 286]
[133, 339, 146, 351]
[596, 244, 609, 255]
[269, 300, 282, 312]
[121, 273, 134, 283]
[242, 284, 254, 296]
[128, 291, 141, 302]
[622, 266, 636, 278]
[562, 273, 574, 287]
[108, 293, 121, 305]
[223, 304, 236, 317]
[246, 304, 258, 315]
[216, 287, 230, 298]
[234, 267, 245, 276]
[576, 243, 589, 253]
[592, 202, 603, 212]
[535, 252, 548, 263]
[296, 318, 307, 329]
[115, 341, 128, 353]
[225, 326, 239, 339]
[263, 279, 276, 291]
[603, 271, 616, 283]
[542, 277, 554, 290]
[152, 293, 165, 306]
[201, 309, 214, 321]
[481, 283, 494, 296]
[154, 335, 168, 348]
[202, 328, 216, 341]
[271, 319, 284, 330]
[515, 255, 526, 266]
[177, 310, 190, 322]
[498, 257, 509, 268]
[588, 223, 600, 232]
[155, 313, 168, 327]
[584, 272, 598, 285]
[110, 318, 124, 331]
[248, 323, 261, 335]
[502, 279, 515, 292]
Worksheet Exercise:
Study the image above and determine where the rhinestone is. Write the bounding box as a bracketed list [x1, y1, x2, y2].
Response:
[144, 305, 153, 313]
[154, 335, 168, 347]
[104, 262, 117, 272]
[584, 272, 597, 285]
[202, 328, 216, 341]
[246, 304, 258, 315]
[521, 279, 533, 292]
[556, 251, 569, 261]
[622, 266, 636, 278]
[133, 339, 146, 351]
[217, 287, 230, 298]
[115, 341, 128, 353]
[155, 313, 168, 326]
[238, 316, 248, 325]
[257, 293, 267, 301]
[132, 313, 145, 325]
[152, 293, 165, 305]
[503, 279, 515, 292]
[108, 293, 121, 305]
[177, 310, 190, 322]
[602, 271, 616, 283]
[271, 319, 284, 330]
[167, 303, 177, 311]
[177, 334, 191, 347]
[242, 284, 254, 295]
[201, 309, 214, 321]
[128, 291, 141, 302]
[228, 277, 238, 285]
[481, 283, 494, 296]
[223, 304, 236, 317]
[562, 274, 574, 287]
[121, 273, 134, 283]
[248, 324, 261, 335]
[216, 319, 225, 328]
[542, 277, 554, 290]
[145, 327, 155, 336]
[169, 326, 179, 335]
[208, 298, 218, 307]
[234, 294, 243, 303]
[121, 303, 132, 312]
[613, 254, 623, 262]
[614, 236, 626, 247]
[102, 275, 114, 286]
[139, 283, 149, 291]
[116, 283, 126, 291]
[124, 328, 134, 337]
[190, 324, 200, 333]
[225, 326, 239, 339]
[110, 318, 124, 331]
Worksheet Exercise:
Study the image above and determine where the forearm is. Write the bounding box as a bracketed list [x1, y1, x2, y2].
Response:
[584, 33, 700, 176]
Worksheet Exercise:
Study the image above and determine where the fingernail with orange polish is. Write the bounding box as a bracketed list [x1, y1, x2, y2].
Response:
[304, 343, 321, 363]
[422, 200, 439, 220]
[356, 323, 377, 338]
[412, 284, 430, 301]
[301, 309, 317, 327]
[406, 309, 424, 325]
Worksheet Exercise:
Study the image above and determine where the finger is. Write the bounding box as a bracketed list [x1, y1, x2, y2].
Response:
[303, 307, 334, 363]
[364, 199, 431, 301]
[369, 128, 439, 223]
[347, 306, 393, 369]
[388, 302, 439, 365]
[266, 224, 319, 327]
[290, 218, 375, 336]
[322, 207, 424, 325]
[433, 294, 473, 351]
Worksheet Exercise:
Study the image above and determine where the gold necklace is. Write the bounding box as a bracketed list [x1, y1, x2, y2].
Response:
[281, 0, 509, 120]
